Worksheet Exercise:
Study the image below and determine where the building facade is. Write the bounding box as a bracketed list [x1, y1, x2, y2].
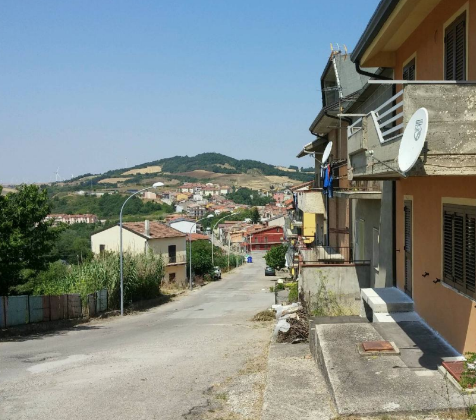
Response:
[91, 221, 187, 286]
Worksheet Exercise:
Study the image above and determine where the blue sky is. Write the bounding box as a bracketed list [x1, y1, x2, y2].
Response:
[0, 0, 380, 183]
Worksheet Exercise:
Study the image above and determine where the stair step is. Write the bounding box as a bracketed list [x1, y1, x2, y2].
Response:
[373, 311, 421, 323]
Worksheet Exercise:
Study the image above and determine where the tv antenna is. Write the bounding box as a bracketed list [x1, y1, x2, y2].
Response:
[367, 108, 429, 177]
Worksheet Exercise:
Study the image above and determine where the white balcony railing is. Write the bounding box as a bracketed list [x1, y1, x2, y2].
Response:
[370, 89, 404, 144]
[347, 117, 363, 138]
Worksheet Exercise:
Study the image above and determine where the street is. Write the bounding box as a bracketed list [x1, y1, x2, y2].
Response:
[0, 252, 274, 420]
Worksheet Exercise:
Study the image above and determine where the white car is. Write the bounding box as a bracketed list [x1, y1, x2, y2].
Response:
[213, 266, 222, 280]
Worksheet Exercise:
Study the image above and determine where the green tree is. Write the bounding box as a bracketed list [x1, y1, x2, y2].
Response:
[0, 185, 63, 295]
[264, 244, 288, 270]
[187, 240, 214, 276]
[250, 207, 261, 224]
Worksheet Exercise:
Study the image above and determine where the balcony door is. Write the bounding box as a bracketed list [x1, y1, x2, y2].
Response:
[168, 245, 177, 263]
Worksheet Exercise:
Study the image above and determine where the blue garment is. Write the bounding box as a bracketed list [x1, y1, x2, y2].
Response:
[323, 165, 333, 198]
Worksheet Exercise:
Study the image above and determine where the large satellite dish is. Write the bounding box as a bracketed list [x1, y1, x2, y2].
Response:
[322, 142, 333, 164]
[398, 108, 429, 173]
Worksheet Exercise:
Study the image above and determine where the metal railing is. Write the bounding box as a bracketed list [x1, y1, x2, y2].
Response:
[370, 89, 404, 144]
[301, 246, 369, 265]
[347, 117, 363, 138]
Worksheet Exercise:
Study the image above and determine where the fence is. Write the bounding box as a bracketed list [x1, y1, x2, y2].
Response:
[0, 290, 108, 329]
[301, 246, 370, 265]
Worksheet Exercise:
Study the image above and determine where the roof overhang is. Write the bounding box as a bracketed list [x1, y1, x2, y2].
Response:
[334, 191, 382, 200]
[352, 0, 441, 67]
[296, 137, 328, 158]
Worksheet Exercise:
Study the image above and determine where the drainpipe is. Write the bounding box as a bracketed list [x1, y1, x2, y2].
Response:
[354, 60, 392, 80]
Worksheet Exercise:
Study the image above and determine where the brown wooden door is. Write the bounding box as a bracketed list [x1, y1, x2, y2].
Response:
[404, 201, 413, 297]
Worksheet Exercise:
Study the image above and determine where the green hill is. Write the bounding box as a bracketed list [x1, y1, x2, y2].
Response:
[57, 153, 313, 190]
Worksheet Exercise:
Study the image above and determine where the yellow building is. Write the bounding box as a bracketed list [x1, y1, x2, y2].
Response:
[91, 221, 187, 286]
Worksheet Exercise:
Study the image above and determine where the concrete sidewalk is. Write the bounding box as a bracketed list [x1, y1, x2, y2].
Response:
[262, 343, 335, 420]
[310, 316, 474, 416]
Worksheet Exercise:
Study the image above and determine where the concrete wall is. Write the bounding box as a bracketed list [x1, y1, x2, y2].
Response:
[396, 176, 476, 354]
[164, 265, 187, 287]
[352, 183, 394, 289]
[299, 264, 370, 314]
[169, 220, 196, 234]
[91, 226, 146, 255]
[297, 191, 325, 214]
[148, 236, 187, 262]
[267, 216, 285, 228]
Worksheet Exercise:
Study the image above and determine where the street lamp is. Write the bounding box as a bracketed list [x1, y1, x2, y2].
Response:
[188, 214, 214, 290]
[119, 181, 164, 316]
[211, 212, 236, 266]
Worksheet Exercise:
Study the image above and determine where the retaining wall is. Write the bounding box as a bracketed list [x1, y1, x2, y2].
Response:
[0, 290, 108, 329]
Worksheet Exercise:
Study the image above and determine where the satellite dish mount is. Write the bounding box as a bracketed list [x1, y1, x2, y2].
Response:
[367, 108, 428, 178]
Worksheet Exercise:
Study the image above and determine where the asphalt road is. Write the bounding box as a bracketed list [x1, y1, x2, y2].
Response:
[0, 252, 274, 420]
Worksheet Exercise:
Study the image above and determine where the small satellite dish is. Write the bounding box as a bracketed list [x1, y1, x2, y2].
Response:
[322, 142, 333, 164]
[398, 108, 428, 173]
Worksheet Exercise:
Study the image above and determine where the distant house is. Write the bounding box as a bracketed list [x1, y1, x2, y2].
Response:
[91, 221, 187, 286]
[244, 226, 285, 252]
[143, 191, 157, 200]
[168, 218, 197, 234]
[46, 214, 98, 225]
[186, 233, 210, 242]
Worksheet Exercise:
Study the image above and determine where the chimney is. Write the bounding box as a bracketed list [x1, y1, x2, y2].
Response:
[145, 220, 150, 237]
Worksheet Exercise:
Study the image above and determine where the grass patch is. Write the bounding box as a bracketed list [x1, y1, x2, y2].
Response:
[251, 309, 275, 322]
[288, 282, 298, 303]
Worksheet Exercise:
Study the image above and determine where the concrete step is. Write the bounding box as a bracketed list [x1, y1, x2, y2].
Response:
[373, 311, 421, 323]
[361, 287, 414, 315]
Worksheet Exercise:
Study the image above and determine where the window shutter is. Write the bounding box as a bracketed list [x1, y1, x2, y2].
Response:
[455, 20, 466, 81]
[466, 214, 476, 293]
[403, 59, 415, 81]
[453, 213, 465, 286]
[443, 210, 454, 282]
[445, 12, 466, 81]
[404, 206, 412, 252]
[445, 29, 455, 80]
[443, 204, 476, 298]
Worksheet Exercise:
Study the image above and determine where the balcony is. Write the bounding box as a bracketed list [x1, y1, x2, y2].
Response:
[300, 246, 369, 265]
[164, 254, 187, 265]
[296, 189, 325, 215]
[348, 82, 476, 180]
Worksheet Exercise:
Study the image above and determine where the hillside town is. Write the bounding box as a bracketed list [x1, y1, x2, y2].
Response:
[3, 1, 476, 419]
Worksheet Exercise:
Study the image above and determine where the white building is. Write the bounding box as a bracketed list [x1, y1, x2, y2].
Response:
[91, 221, 187, 286]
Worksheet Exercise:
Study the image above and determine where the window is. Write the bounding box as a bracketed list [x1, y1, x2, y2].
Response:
[443, 204, 475, 298]
[373, 228, 380, 270]
[403, 58, 415, 81]
[99, 244, 105, 255]
[169, 273, 176, 282]
[445, 12, 466, 81]
[168, 245, 176, 263]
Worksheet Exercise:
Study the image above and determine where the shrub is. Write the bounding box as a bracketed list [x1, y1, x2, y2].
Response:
[288, 282, 298, 303]
[264, 245, 288, 270]
[28, 252, 165, 309]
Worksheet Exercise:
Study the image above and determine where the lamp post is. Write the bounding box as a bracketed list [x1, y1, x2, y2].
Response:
[188, 214, 214, 290]
[211, 213, 236, 267]
[120, 181, 164, 316]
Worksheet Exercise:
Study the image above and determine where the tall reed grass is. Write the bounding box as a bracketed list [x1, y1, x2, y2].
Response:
[31, 252, 165, 309]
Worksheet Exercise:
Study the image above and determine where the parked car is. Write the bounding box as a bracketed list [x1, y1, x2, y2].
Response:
[213, 266, 222, 280]
[265, 266, 276, 276]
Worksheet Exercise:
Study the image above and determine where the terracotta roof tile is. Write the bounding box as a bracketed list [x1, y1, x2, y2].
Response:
[122, 221, 186, 239]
